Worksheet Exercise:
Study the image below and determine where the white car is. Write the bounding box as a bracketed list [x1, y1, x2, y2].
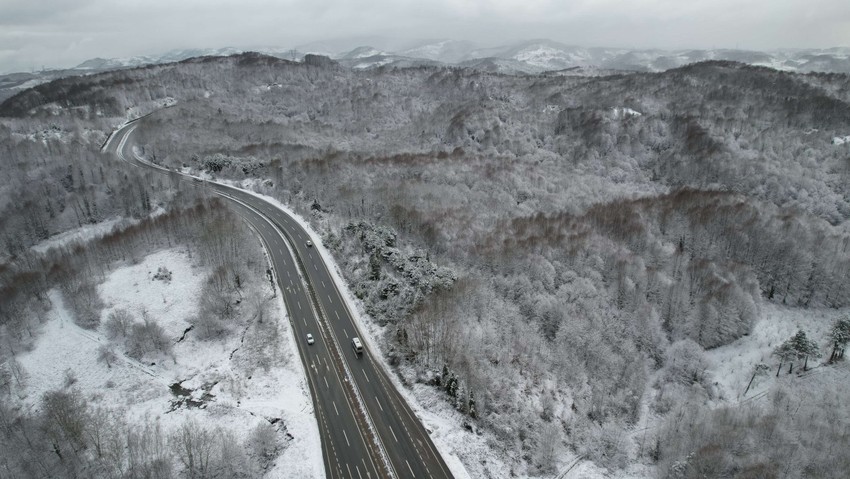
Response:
[306, 240, 313, 247]
[306, 333, 315, 345]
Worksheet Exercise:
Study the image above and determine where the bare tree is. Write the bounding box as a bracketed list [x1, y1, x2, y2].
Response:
[171, 420, 215, 479]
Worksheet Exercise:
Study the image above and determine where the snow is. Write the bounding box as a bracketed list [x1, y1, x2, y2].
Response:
[704, 302, 844, 402]
[352, 58, 393, 69]
[612, 107, 642, 119]
[833, 135, 850, 145]
[513, 45, 589, 69]
[13, 248, 323, 478]
[31, 217, 135, 253]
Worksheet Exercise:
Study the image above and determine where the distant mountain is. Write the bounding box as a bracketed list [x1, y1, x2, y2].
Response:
[4, 40, 850, 102]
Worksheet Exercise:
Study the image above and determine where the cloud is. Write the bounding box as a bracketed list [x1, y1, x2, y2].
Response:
[1, 0, 848, 73]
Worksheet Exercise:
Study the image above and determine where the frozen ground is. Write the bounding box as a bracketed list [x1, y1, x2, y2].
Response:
[704, 302, 849, 403]
[13, 248, 323, 478]
[31, 217, 136, 254]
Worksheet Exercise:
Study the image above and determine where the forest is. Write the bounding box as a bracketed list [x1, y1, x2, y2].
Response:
[2, 53, 850, 477]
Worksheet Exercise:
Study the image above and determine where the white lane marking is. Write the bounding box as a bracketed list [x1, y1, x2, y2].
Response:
[347, 464, 353, 478]
[343, 430, 350, 447]
[314, 263, 318, 271]
[333, 401, 339, 416]
[321, 280, 326, 288]
[297, 300, 302, 310]
[324, 376, 329, 388]
[389, 425, 398, 443]
[286, 270, 290, 277]
[324, 357, 330, 369]
[355, 465, 363, 479]
[278, 248, 283, 255]
[334, 311, 340, 320]
[376, 397, 383, 412]
[362, 369, 370, 383]
[406, 460, 415, 478]
[303, 317, 307, 326]
[328, 294, 333, 303]
[343, 329, 348, 338]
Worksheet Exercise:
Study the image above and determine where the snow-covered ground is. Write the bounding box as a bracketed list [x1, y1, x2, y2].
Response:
[13, 248, 323, 478]
[31, 217, 137, 254]
[705, 302, 848, 402]
[833, 135, 850, 145]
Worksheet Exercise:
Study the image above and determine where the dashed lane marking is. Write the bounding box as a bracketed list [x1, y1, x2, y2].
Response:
[376, 397, 383, 412]
[324, 376, 329, 388]
[333, 401, 339, 416]
[363, 369, 370, 383]
[343, 430, 350, 447]
[406, 460, 416, 478]
[389, 425, 398, 443]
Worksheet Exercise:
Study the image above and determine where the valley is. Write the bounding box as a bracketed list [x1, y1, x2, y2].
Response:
[1, 52, 850, 478]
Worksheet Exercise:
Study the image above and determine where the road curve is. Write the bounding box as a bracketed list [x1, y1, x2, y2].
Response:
[105, 118, 455, 479]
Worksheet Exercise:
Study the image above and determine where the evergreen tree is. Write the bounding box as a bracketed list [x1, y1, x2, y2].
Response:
[369, 253, 381, 281]
[468, 391, 477, 419]
[448, 373, 459, 399]
[829, 318, 850, 362]
[774, 330, 821, 374]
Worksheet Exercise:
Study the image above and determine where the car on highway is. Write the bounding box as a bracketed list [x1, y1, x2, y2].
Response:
[351, 337, 363, 356]
[306, 240, 313, 247]
[306, 333, 315, 345]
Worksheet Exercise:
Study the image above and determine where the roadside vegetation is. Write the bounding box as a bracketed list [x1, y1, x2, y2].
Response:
[3, 54, 850, 476]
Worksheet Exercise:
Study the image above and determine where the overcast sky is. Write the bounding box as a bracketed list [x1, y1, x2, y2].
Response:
[2, 0, 849, 74]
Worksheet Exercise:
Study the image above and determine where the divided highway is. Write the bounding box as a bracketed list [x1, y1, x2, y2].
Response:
[105, 119, 454, 479]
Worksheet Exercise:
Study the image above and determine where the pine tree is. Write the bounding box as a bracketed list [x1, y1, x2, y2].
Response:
[369, 253, 381, 281]
[468, 391, 477, 419]
[441, 365, 449, 388]
[829, 318, 850, 362]
[774, 330, 821, 374]
[448, 373, 459, 399]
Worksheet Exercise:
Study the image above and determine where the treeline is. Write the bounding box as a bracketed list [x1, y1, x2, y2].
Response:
[0, 116, 172, 258]
[0, 388, 282, 478]
[0, 197, 249, 355]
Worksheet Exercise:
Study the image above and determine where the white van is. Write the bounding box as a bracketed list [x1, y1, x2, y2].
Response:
[351, 337, 363, 356]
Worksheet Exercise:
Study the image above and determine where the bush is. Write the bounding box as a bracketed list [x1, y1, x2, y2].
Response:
[126, 317, 172, 359]
[105, 308, 134, 339]
[662, 340, 713, 393]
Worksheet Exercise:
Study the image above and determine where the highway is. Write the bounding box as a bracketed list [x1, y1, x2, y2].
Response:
[105, 119, 454, 479]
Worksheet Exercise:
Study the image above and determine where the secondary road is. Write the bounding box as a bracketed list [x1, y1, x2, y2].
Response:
[105, 119, 454, 479]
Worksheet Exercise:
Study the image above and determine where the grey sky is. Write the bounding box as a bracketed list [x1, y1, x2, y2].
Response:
[1, 0, 849, 74]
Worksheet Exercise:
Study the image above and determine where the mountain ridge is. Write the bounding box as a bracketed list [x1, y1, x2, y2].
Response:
[2, 39, 850, 102]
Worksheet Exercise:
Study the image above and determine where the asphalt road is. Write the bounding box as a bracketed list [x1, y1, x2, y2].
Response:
[105, 119, 454, 479]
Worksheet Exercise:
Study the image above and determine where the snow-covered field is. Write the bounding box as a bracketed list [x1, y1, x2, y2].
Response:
[705, 303, 849, 402]
[13, 248, 323, 478]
